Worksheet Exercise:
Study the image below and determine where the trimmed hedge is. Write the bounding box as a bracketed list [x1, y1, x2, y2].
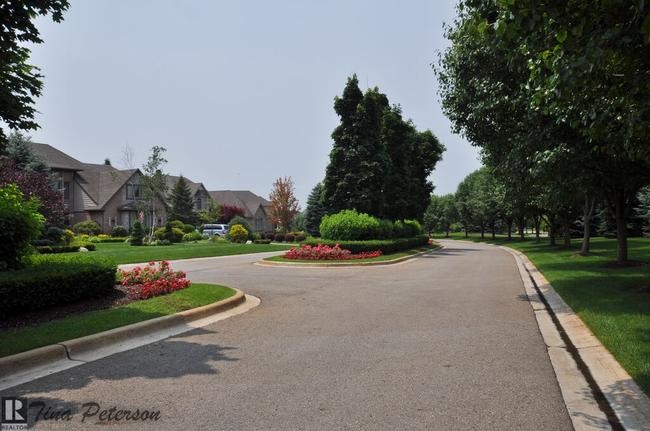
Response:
[301, 235, 429, 254]
[254, 239, 272, 244]
[0, 255, 117, 318]
[36, 244, 97, 254]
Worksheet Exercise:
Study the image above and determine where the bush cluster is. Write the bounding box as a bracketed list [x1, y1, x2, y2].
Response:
[228, 224, 249, 243]
[183, 231, 203, 242]
[154, 223, 184, 243]
[284, 244, 382, 260]
[118, 260, 190, 300]
[254, 239, 272, 244]
[0, 255, 117, 317]
[0, 184, 44, 270]
[319, 210, 423, 241]
[130, 221, 145, 246]
[302, 235, 429, 254]
[72, 220, 102, 235]
[111, 225, 128, 237]
[36, 244, 96, 253]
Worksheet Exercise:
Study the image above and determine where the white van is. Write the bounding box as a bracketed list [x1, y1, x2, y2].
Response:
[202, 224, 229, 237]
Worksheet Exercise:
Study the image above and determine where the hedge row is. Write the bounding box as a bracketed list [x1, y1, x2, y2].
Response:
[36, 244, 97, 254]
[301, 235, 429, 254]
[0, 255, 117, 318]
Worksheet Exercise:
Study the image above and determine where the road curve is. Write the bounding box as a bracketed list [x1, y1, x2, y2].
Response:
[2, 240, 573, 430]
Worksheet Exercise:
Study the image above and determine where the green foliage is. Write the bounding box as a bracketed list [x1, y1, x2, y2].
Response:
[168, 176, 199, 225]
[36, 244, 96, 254]
[0, 184, 44, 270]
[141, 146, 168, 238]
[323, 75, 444, 220]
[228, 216, 253, 239]
[228, 224, 249, 243]
[424, 194, 457, 235]
[199, 199, 221, 224]
[394, 219, 423, 238]
[0, 254, 116, 318]
[183, 231, 203, 242]
[182, 223, 195, 234]
[155, 223, 183, 243]
[302, 235, 429, 254]
[305, 183, 326, 236]
[168, 220, 184, 230]
[377, 219, 394, 239]
[44, 226, 64, 244]
[111, 225, 128, 237]
[0, 2, 69, 148]
[130, 221, 145, 246]
[73, 220, 102, 235]
[319, 209, 381, 240]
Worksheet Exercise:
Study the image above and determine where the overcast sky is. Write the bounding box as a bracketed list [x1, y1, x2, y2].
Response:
[27, 0, 481, 205]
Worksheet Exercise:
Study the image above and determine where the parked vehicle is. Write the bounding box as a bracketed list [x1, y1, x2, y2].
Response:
[201, 224, 229, 237]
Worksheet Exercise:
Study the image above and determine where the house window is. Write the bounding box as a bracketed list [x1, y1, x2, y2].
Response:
[63, 181, 70, 200]
[126, 183, 143, 200]
[196, 197, 202, 210]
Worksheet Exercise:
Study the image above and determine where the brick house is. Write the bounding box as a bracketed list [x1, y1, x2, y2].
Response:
[208, 190, 273, 232]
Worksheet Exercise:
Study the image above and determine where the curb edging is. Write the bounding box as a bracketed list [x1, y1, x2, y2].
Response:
[255, 245, 442, 268]
[501, 245, 650, 431]
[0, 288, 246, 382]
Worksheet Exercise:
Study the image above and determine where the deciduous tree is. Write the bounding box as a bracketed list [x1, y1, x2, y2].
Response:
[269, 176, 300, 232]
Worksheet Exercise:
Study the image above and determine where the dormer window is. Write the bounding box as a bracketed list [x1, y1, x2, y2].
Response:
[126, 183, 143, 200]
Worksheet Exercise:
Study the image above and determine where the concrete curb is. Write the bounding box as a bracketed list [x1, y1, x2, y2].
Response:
[0, 288, 249, 389]
[255, 245, 442, 268]
[500, 245, 650, 431]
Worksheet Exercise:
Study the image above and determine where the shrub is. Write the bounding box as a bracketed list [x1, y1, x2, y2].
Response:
[295, 234, 306, 242]
[154, 223, 184, 243]
[44, 226, 65, 244]
[229, 224, 249, 242]
[131, 221, 145, 246]
[0, 254, 116, 317]
[229, 216, 253, 238]
[285, 233, 295, 242]
[183, 231, 203, 242]
[319, 210, 381, 240]
[264, 232, 275, 240]
[274, 233, 286, 242]
[283, 244, 382, 260]
[301, 235, 429, 254]
[254, 239, 272, 244]
[169, 220, 185, 230]
[118, 260, 191, 300]
[182, 223, 195, 234]
[63, 229, 74, 245]
[31, 239, 54, 247]
[111, 225, 128, 237]
[0, 184, 44, 270]
[378, 219, 395, 239]
[36, 244, 96, 254]
[209, 235, 228, 244]
[72, 220, 102, 235]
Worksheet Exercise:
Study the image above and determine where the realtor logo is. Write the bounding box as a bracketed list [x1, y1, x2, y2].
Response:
[1, 398, 27, 431]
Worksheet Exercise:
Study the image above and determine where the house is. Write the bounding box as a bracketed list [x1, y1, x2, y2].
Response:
[165, 175, 211, 213]
[208, 190, 273, 232]
[29, 143, 168, 232]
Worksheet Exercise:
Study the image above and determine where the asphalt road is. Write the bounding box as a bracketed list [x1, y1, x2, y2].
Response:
[3, 240, 573, 430]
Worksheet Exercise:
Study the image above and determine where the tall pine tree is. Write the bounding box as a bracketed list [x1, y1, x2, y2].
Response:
[305, 182, 325, 236]
[168, 176, 198, 225]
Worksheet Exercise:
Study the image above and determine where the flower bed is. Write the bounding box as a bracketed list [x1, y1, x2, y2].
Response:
[283, 244, 382, 261]
[119, 261, 191, 300]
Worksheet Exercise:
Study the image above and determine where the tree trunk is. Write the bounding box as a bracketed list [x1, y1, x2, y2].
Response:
[445, 226, 450, 238]
[534, 217, 540, 243]
[507, 220, 513, 240]
[614, 190, 628, 263]
[580, 197, 595, 256]
[464, 227, 468, 238]
[563, 217, 571, 248]
[491, 220, 496, 239]
[548, 215, 557, 246]
[518, 217, 525, 240]
[480, 224, 485, 239]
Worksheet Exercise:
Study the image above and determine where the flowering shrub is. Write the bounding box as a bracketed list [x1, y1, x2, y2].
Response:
[118, 260, 191, 300]
[283, 244, 382, 261]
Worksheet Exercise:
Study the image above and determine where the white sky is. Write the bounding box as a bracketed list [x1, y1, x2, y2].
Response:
[26, 0, 481, 205]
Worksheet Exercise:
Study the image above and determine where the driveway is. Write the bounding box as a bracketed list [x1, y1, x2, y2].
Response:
[2, 240, 573, 430]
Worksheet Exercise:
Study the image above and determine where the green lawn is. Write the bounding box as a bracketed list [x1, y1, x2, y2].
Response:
[90, 241, 291, 265]
[265, 246, 437, 264]
[434, 232, 650, 395]
[0, 283, 235, 357]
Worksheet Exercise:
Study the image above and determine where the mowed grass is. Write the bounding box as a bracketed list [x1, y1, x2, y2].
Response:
[434, 232, 650, 395]
[91, 241, 291, 265]
[0, 283, 235, 357]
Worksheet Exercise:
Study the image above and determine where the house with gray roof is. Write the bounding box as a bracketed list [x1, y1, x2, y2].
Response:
[208, 190, 273, 232]
[165, 175, 210, 213]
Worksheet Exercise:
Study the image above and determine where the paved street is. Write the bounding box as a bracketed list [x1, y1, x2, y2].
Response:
[2, 240, 573, 430]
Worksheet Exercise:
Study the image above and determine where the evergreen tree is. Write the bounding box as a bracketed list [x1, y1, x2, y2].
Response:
[305, 183, 325, 236]
[168, 176, 198, 225]
[4, 132, 49, 173]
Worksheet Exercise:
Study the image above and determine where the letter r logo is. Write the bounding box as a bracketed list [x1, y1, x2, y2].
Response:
[2, 397, 27, 424]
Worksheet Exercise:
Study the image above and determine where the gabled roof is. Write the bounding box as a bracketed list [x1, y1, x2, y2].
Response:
[28, 143, 85, 171]
[208, 190, 270, 218]
[165, 175, 208, 200]
[76, 163, 139, 210]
